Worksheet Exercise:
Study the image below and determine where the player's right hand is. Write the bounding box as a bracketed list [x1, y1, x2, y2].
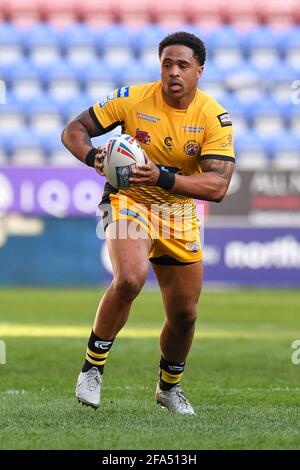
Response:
[94, 146, 105, 176]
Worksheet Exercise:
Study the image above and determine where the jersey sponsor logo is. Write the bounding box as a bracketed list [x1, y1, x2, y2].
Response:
[99, 91, 115, 108]
[136, 112, 160, 123]
[117, 86, 130, 98]
[217, 112, 232, 127]
[182, 125, 204, 133]
[135, 129, 151, 144]
[163, 136, 173, 152]
[183, 140, 201, 157]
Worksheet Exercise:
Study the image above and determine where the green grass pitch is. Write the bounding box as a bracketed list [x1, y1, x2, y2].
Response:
[0, 288, 299, 450]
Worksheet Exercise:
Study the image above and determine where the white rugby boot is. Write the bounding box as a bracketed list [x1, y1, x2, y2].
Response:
[75, 367, 102, 409]
[155, 383, 196, 415]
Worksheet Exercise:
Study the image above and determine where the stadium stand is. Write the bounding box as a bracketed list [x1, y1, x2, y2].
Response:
[0, 0, 299, 167]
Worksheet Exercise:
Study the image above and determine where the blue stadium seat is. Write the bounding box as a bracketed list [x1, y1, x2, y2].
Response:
[235, 131, 269, 169]
[45, 59, 81, 102]
[96, 24, 135, 66]
[288, 103, 300, 133]
[280, 27, 300, 68]
[26, 93, 64, 134]
[249, 96, 286, 136]
[24, 23, 61, 67]
[263, 64, 299, 103]
[9, 59, 42, 103]
[41, 133, 81, 167]
[133, 24, 166, 66]
[200, 63, 227, 100]
[0, 22, 23, 67]
[60, 24, 97, 66]
[242, 26, 279, 69]
[81, 60, 116, 101]
[218, 94, 250, 134]
[224, 62, 262, 102]
[59, 94, 92, 123]
[9, 128, 46, 166]
[207, 26, 243, 69]
[269, 132, 300, 169]
[119, 59, 155, 87]
[0, 92, 26, 133]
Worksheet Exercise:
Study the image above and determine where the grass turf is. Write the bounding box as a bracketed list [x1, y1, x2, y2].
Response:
[0, 288, 299, 450]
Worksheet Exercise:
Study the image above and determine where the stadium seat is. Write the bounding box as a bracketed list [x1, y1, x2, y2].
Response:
[81, 61, 116, 102]
[186, 1, 224, 30]
[45, 60, 81, 102]
[120, 60, 155, 87]
[96, 24, 135, 66]
[220, 0, 259, 31]
[0, 93, 26, 132]
[208, 26, 244, 69]
[151, 0, 187, 28]
[9, 59, 42, 102]
[200, 63, 228, 100]
[258, 0, 298, 31]
[4, 0, 42, 29]
[60, 24, 97, 66]
[42, 1, 79, 29]
[0, 22, 23, 67]
[242, 26, 279, 69]
[133, 24, 166, 66]
[248, 96, 285, 134]
[42, 134, 81, 166]
[26, 94, 64, 134]
[269, 133, 300, 169]
[280, 27, 300, 68]
[24, 23, 61, 67]
[235, 131, 269, 169]
[59, 94, 92, 123]
[224, 62, 262, 102]
[10, 128, 46, 166]
[218, 94, 250, 134]
[265, 65, 299, 103]
[288, 103, 300, 133]
[77, 1, 116, 28]
[117, 0, 152, 29]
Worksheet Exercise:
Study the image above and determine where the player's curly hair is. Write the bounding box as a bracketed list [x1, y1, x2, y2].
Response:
[159, 31, 206, 66]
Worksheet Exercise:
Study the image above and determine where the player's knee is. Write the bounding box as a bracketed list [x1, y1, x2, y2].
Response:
[114, 271, 147, 300]
[172, 307, 197, 331]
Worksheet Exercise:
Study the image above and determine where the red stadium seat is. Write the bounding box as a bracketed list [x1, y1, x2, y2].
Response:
[257, 0, 298, 31]
[116, 0, 152, 30]
[4, 0, 43, 29]
[150, 0, 188, 29]
[186, 1, 224, 30]
[221, 1, 260, 31]
[77, 1, 116, 29]
[43, 1, 79, 29]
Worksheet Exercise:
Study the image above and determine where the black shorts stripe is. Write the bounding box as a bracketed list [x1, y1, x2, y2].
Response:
[200, 154, 235, 163]
[150, 256, 198, 266]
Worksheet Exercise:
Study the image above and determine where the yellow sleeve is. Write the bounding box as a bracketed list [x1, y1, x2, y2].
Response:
[90, 86, 132, 130]
[201, 104, 235, 162]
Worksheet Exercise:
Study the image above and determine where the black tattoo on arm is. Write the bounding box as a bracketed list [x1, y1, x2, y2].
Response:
[200, 159, 235, 189]
[75, 110, 103, 138]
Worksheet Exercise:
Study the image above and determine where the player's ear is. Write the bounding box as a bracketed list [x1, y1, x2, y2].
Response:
[197, 65, 204, 79]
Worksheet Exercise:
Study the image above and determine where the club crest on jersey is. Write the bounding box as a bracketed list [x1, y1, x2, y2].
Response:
[135, 129, 151, 145]
[183, 140, 201, 157]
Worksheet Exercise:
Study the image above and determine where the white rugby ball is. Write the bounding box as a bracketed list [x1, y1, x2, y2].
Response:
[103, 134, 146, 189]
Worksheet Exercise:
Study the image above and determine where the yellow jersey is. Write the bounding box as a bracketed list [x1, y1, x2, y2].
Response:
[91, 81, 235, 210]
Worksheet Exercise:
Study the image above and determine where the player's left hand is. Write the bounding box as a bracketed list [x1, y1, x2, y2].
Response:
[129, 151, 160, 186]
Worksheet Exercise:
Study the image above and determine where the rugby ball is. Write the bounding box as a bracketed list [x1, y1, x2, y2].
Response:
[103, 134, 146, 189]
